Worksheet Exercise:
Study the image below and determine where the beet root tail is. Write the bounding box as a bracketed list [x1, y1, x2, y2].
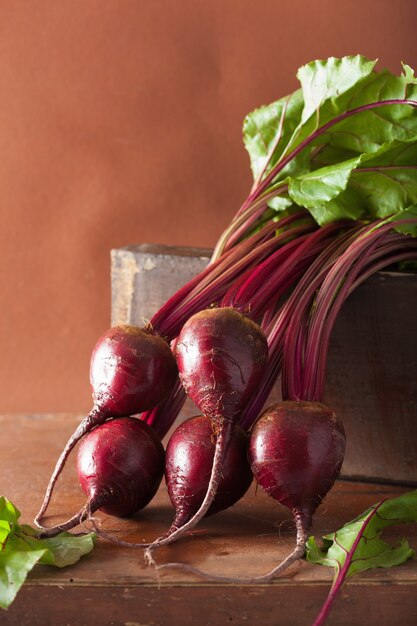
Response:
[34, 408, 108, 529]
[156, 510, 311, 583]
[144, 419, 233, 564]
[37, 500, 98, 539]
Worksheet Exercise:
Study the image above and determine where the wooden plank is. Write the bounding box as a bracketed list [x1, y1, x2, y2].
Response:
[1, 413, 416, 625]
[111, 244, 417, 484]
[6, 584, 417, 626]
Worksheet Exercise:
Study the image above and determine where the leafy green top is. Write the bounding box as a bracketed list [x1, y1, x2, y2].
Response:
[243, 56, 417, 233]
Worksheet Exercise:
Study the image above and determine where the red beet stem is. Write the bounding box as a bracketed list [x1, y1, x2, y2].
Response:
[153, 213, 312, 339]
[300, 220, 417, 402]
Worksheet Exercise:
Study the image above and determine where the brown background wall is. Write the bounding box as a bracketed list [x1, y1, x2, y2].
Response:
[0, 0, 416, 413]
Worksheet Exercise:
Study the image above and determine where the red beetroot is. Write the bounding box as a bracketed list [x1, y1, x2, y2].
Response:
[39, 417, 165, 538]
[36, 325, 177, 528]
[165, 415, 253, 526]
[90, 325, 178, 416]
[158, 400, 346, 584]
[143, 307, 268, 560]
[250, 402, 346, 525]
[245, 400, 346, 580]
[177, 308, 269, 422]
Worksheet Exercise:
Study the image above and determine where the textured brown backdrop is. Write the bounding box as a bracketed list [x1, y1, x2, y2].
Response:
[0, 0, 416, 412]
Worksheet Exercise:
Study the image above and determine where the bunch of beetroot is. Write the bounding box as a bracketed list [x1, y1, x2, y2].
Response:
[35, 56, 417, 602]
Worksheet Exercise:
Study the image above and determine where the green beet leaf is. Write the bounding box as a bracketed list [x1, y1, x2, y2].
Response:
[292, 141, 417, 225]
[305, 186, 367, 225]
[0, 498, 21, 550]
[297, 55, 376, 124]
[306, 490, 417, 626]
[243, 88, 306, 183]
[0, 549, 47, 611]
[288, 156, 363, 212]
[350, 168, 417, 218]
[0, 496, 95, 610]
[389, 204, 417, 237]
[243, 56, 417, 226]
[0, 497, 20, 527]
[302, 67, 417, 156]
[18, 524, 96, 568]
[286, 59, 417, 163]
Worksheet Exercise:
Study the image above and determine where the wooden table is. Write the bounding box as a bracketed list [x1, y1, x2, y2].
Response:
[1, 413, 416, 625]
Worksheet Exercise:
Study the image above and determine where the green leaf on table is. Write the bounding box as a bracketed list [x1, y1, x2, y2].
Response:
[306, 490, 417, 625]
[0, 497, 20, 526]
[0, 496, 95, 609]
[0, 548, 47, 610]
[0, 522, 10, 547]
[307, 489, 417, 574]
[0, 497, 21, 548]
[16, 524, 96, 567]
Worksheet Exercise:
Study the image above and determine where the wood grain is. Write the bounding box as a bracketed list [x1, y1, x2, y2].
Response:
[1, 413, 416, 625]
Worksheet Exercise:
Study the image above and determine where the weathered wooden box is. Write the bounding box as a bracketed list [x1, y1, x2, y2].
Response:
[111, 243, 417, 485]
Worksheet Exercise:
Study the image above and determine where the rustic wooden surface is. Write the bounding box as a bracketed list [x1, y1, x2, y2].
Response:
[1, 413, 416, 626]
[111, 243, 417, 484]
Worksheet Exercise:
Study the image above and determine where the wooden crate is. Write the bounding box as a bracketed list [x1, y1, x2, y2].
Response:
[111, 243, 417, 485]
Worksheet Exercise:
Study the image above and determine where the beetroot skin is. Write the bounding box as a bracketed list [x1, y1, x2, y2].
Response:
[39, 417, 165, 538]
[165, 415, 253, 524]
[90, 325, 178, 416]
[249, 401, 346, 522]
[77, 417, 164, 517]
[175, 307, 268, 423]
